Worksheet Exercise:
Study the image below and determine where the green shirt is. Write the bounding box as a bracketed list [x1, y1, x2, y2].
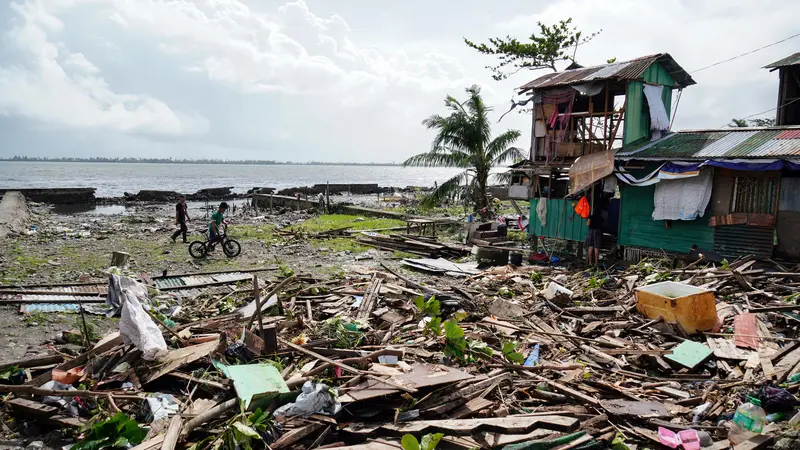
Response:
[209, 211, 224, 234]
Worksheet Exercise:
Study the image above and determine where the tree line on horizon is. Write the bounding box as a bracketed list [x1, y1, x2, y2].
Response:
[3, 156, 400, 166]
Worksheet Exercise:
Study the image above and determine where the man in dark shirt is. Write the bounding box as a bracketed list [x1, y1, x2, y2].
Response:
[171, 195, 190, 243]
[585, 210, 603, 266]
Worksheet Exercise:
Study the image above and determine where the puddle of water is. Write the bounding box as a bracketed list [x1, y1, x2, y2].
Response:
[52, 204, 129, 215]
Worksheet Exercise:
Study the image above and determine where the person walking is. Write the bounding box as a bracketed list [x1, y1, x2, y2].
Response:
[171, 195, 190, 243]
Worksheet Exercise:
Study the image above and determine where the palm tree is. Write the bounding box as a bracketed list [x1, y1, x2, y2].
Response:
[403, 85, 523, 211]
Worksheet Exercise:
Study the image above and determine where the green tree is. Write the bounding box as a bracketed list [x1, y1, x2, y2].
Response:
[403, 85, 523, 211]
[730, 118, 776, 127]
[464, 18, 600, 80]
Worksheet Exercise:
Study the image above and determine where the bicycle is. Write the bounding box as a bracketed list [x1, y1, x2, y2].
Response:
[189, 223, 241, 259]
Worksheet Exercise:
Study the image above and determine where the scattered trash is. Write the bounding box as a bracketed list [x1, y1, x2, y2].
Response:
[274, 381, 340, 418]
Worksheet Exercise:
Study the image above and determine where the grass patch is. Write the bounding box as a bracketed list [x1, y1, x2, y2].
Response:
[296, 215, 403, 254]
[297, 215, 405, 234]
[235, 224, 278, 243]
[2, 244, 49, 284]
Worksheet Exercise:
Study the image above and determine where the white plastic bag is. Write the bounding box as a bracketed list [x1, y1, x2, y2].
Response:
[119, 287, 168, 360]
[274, 381, 341, 418]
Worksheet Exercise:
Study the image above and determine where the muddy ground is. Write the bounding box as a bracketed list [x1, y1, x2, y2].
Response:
[0, 200, 472, 362]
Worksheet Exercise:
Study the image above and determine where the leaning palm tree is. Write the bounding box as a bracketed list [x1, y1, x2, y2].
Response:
[403, 85, 523, 211]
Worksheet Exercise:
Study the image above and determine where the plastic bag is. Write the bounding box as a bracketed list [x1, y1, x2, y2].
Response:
[146, 393, 179, 422]
[274, 381, 341, 418]
[574, 196, 590, 219]
[119, 287, 168, 361]
[758, 385, 799, 413]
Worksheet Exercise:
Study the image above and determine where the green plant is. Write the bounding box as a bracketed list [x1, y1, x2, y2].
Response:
[192, 407, 279, 450]
[424, 316, 442, 336]
[0, 365, 20, 381]
[401, 433, 443, 450]
[498, 287, 514, 297]
[588, 276, 605, 289]
[413, 295, 440, 318]
[278, 264, 295, 278]
[319, 317, 365, 349]
[502, 341, 525, 364]
[73, 412, 147, 450]
[720, 258, 730, 270]
[443, 319, 492, 365]
[529, 271, 543, 283]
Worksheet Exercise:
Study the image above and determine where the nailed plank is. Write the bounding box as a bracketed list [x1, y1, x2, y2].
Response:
[8, 398, 58, 418]
[344, 415, 579, 436]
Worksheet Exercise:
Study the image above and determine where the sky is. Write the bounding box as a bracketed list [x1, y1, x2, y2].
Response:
[0, 0, 797, 162]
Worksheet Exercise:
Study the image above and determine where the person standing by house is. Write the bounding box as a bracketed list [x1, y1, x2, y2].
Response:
[585, 209, 604, 266]
[171, 195, 190, 243]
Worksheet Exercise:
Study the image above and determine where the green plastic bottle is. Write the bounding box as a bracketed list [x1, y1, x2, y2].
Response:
[787, 373, 800, 384]
[728, 397, 766, 445]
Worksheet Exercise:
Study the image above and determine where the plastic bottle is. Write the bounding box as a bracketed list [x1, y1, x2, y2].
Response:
[727, 397, 766, 445]
[787, 373, 800, 384]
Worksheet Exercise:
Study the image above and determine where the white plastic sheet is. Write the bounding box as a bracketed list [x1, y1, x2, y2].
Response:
[119, 286, 168, 361]
[643, 84, 670, 133]
[652, 170, 713, 221]
[274, 381, 341, 418]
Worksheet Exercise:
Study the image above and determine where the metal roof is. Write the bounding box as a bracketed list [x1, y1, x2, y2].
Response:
[764, 52, 800, 70]
[616, 126, 800, 160]
[519, 53, 695, 92]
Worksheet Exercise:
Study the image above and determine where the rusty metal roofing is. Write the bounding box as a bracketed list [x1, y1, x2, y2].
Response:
[616, 126, 800, 160]
[519, 53, 695, 91]
[764, 52, 800, 69]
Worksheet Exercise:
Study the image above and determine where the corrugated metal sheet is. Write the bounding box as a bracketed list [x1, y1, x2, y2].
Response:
[618, 183, 714, 253]
[714, 225, 773, 259]
[212, 273, 251, 283]
[528, 198, 588, 241]
[20, 304, 80, 314]
[520, 53, 695, 91]
[617, 127, 800, 159]
[764, 52, 800, 69]
[0, 285, 107, 294]
[156, 277, 186, 289]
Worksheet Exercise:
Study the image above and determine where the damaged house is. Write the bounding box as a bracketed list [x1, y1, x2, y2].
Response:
[516, 51, 800, 261]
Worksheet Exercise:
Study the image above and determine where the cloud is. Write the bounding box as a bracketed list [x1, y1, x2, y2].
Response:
[0, 0, 207, 136]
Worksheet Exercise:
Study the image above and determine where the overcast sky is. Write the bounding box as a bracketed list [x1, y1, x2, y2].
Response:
[0, 0, 797, 162]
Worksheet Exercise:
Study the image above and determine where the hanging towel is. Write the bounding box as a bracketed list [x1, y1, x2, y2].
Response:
[643, 84, 670, 135]
[652, 170, 713, 221]
[536, 198, 547, 226]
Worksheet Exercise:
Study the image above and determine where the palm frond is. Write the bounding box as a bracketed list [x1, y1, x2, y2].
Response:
[486, 130, 523, 164]
[402, 150, 471, 168]
[491, 171, 514, 185]
[420, 171, 469, 209]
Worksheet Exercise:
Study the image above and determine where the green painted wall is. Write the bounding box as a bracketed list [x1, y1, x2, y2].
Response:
[529, 198, 589, 241]
[618, 183, 714, 254]
[623, 62, 676, 145]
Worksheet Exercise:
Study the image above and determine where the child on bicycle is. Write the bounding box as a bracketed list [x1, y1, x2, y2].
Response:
[208, 202, 229, 249]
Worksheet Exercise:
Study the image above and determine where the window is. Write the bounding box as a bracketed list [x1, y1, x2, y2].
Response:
[731, 176, 780, 214]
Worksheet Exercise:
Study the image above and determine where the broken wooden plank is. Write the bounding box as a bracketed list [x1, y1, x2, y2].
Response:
[8, 398, 59, 418]
[343, 415, 579, 436]
[602, 400, 670, 418]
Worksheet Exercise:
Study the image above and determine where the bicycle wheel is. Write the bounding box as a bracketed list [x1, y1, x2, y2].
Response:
[223, 239, 241, 257]
[189, 241, 207, 259]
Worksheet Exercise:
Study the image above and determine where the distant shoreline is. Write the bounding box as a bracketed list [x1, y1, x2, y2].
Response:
[1, 158, 400, 166]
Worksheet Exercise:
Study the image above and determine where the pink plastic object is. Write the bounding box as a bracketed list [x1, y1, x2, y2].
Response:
[677, 429, 701, 450]
[658, 427, 681, 448]
[658, 427, 701, 450]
